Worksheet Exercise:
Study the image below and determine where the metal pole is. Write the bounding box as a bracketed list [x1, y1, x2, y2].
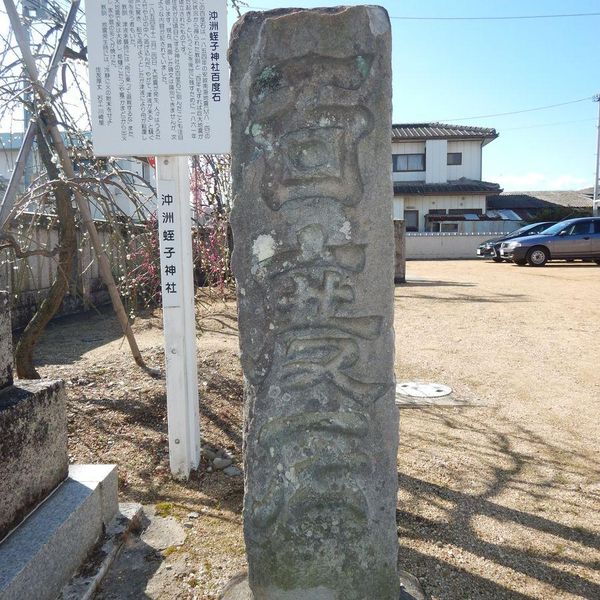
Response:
[593, 94, 600, 217]
[0, 0, 81, 229]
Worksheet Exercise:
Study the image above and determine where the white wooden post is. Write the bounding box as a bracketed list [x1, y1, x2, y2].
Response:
[156, 156, 200, 479]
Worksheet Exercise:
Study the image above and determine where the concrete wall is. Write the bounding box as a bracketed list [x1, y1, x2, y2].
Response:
[0, 216, 129, 328]
[406, 232, 505, 260]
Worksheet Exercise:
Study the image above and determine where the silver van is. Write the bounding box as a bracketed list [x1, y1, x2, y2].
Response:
[499, 217, 600, 266]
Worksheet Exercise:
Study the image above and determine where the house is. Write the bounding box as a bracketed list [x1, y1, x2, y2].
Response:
[486, 190, 593, 220]
[391, 123, 504, 232]
[0, 131, 154, 221]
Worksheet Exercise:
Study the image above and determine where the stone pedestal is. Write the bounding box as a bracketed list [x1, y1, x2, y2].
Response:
[0, 290, 69, 540]
[0, 381, 69, 541]
[229, 6, 400, 599]
[0, 291, 118, 600]
[221, 572, 425, 600]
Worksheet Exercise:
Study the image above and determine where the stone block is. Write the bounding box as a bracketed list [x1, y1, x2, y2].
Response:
[394, 220, 406, 283]
[0, 464, 118, 600]
[0, 380, 68, 540]
[0, 291, 13, 389]
[229, 6, 399, 599]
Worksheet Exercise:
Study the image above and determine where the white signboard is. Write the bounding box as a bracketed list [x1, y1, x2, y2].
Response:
[157, 181, 183, 308]
[86, 0, 230, 156]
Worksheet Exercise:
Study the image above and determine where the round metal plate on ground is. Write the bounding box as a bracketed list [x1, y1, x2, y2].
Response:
[395, 382, 452, 398]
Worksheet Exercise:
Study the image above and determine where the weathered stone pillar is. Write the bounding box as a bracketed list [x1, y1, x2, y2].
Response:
[394, 220, 406, 284]
[228, 6, 399, 599]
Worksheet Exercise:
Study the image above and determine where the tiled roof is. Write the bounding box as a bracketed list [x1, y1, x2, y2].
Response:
[392, 123, 498, 141]
[487, 191, 592, 209]
[394, 178, 502, 196]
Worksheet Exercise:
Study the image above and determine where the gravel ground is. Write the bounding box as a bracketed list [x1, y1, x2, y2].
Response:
[31, 260, 600, 600]
[395, 260, 600, 600]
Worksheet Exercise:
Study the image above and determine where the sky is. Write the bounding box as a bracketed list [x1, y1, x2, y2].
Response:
[1, 0, 599, 192]
[233, 0, 600, 191]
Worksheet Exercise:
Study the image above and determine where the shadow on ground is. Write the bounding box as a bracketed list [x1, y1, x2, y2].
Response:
[29, 305, 130, 366]
[398, 409, 600, 599]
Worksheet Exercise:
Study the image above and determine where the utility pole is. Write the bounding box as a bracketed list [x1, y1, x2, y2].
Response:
[594, 94, 600, 217]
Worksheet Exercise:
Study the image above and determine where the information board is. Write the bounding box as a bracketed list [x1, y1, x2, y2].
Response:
[86, 0, 230, 156]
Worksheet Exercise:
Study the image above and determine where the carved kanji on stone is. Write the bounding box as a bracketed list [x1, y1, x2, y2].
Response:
[227, 6, 399, 599]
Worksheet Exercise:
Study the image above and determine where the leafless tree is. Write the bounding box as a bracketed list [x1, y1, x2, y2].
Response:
[0, 0, 247, 378]
[0, 0, 155, 377]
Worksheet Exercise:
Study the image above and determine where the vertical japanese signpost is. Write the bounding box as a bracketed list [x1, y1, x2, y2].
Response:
[85, 0, 230, 479]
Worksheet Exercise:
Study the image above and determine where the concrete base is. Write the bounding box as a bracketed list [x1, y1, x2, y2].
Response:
[220, 571, 425, 600]
[0, 464, 118, 600]
[0, 379, 68, 540]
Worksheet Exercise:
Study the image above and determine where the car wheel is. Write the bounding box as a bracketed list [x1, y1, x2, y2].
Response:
[527, 246, 549, 267]
[492, 256, 504, 263]
[595, 259, 600, 266]
[514, 259, 527, 266]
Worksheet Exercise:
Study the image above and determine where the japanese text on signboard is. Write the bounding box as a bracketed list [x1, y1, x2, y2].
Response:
[157, 182, 182, 307]
[86, 0, 230, 156]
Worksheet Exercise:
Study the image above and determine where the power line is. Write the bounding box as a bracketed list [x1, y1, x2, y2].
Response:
[438, 96, 593, 122]
[388, 12, 600, 21]
[502, 118, 596, 132]
[246, 6, 600, 21]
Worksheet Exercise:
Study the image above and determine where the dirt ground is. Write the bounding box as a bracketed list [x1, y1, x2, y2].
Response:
[32, 260, 600, 600]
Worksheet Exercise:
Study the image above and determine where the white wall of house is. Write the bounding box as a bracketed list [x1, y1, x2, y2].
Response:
[447, 140, 482, 180]
[396, 194, 487, 231]
[392, 139, 484, 184]
[425, 139, 447, 184]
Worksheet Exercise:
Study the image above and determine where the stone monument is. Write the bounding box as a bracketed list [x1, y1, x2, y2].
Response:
[0, 291, 119, 600]
[0, 290, 69, 541]
[226, 6, 400, 599]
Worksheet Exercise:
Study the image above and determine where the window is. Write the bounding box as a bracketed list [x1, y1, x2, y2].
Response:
[447, 152, 462, 166]
[593, 221, 600, 234]
[428, 209, 447, 215]
[562, 221, 591, 236]
[393, 153, 425, 172]
[404, 210, 419, 232]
